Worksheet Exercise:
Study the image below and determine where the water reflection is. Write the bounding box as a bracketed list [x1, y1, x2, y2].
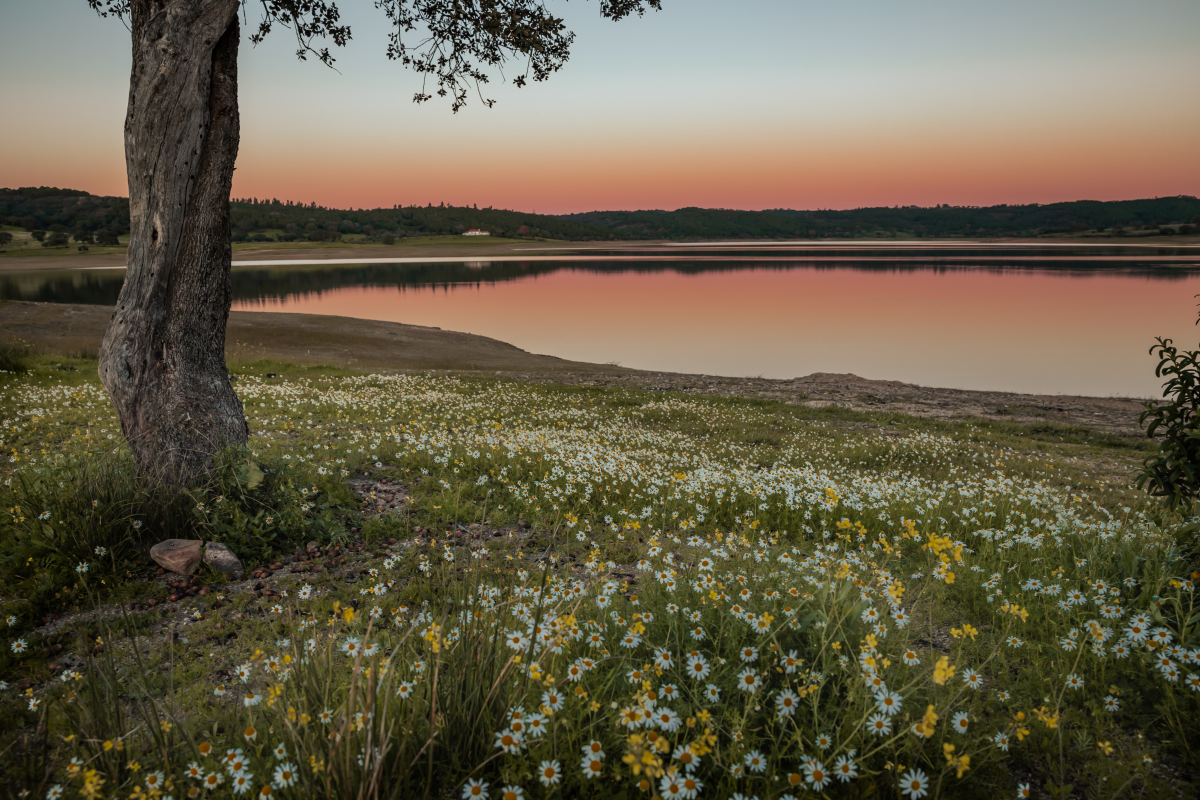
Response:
[5, 249, 1200, 396]
[3, 252, 1198, 308]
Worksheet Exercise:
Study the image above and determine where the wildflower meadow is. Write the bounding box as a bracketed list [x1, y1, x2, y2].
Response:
[1, 359, 1197, 799]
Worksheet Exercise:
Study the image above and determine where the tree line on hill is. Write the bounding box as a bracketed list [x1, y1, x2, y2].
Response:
[565, 196, 1200, 239]
[0, 187, 129, 248]
[0, 188, 619, 245]
[221, 197, 617, 242]
[3, 187, 1198, 245]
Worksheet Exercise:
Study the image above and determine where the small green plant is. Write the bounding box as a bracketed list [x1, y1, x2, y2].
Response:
[0, 340, 30, 373]
[1138, 337, 1200, 511]
[0, 447, 352, 617]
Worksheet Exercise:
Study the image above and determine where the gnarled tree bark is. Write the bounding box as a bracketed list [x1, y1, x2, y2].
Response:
[99, 0, 248, 483]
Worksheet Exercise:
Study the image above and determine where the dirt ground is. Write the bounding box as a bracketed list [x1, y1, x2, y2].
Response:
[0, 300, 635, 374]
[1, 300, 1150, 439]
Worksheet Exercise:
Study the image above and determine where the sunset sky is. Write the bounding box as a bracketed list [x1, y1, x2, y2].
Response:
[1, 0, 1197, 214]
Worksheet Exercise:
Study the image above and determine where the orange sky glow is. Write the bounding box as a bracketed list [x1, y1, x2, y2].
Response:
[1, 0, 1197, 213]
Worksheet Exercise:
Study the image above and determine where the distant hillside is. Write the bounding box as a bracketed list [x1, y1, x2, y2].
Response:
[4, 187, 1198, 244]
[0, 187, 130, 243]
[221, 197, 619, 242]
[0, 188, 618, 244]
[564, 197, 1200, 239]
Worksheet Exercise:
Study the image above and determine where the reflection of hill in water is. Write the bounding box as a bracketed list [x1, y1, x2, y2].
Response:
[3, 256, 1197, 307]
[0, 272, 128, 305]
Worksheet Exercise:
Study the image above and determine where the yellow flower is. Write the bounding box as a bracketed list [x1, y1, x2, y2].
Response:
[79, 770, 105, 800]
[1033, 706, 1059, 729]
[933, 656, 954, 686]
[915, 705, 938, 737]
[1005, 710, 1031, 741]
[1098, 741, 1114, 756]
[944, 744, 970, 778]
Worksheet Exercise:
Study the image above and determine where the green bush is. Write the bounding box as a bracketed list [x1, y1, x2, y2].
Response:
[1138, 337, 1200, 511]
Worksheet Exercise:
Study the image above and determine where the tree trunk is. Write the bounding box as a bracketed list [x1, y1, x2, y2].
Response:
[99, 0, 247, 483]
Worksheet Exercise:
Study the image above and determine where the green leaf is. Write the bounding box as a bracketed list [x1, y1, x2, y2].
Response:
[245, 460, 265, 490]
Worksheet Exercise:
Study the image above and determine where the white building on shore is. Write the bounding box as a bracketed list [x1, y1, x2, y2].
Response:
[462, 229, 490, 236]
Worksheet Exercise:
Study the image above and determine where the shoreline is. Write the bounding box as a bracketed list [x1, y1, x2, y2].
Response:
[2, 236, 1199, 274]
[0, 300, 1151, 441]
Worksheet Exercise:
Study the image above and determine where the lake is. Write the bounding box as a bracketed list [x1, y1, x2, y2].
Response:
[6, 242, 1200, 397]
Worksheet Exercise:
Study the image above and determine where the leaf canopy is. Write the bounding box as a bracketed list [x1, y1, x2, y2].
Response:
[89, 0, 661, 111]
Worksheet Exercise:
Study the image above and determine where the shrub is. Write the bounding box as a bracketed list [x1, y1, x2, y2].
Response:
[1138, 337, 1200, 511]
[95, 229, 120, 246]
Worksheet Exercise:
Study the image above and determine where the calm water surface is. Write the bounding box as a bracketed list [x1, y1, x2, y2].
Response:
[8, 244, 1200, 397]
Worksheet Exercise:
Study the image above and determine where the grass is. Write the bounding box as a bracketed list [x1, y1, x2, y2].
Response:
[0, 340, 30, 373]
[0, 354, 1196, 798]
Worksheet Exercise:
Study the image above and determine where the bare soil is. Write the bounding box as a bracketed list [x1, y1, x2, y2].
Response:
[0, 300, 635, 374]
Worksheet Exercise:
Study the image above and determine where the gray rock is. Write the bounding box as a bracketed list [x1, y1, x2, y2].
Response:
[150, 539, 203, 575]
[203, 542, 243, 577]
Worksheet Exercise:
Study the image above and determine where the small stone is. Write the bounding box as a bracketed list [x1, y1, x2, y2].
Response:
[306, 541, 319, 553]
[150, 539, 203, 575]
[203, 542, 244, 578]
